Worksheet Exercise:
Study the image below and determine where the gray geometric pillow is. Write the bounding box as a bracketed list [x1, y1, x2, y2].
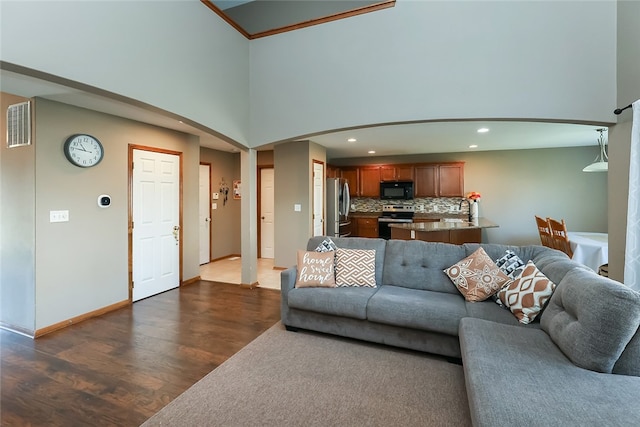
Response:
[315, 237, 338, 252]
[495, 250, 526, 279]
[492, 250, 526, 306]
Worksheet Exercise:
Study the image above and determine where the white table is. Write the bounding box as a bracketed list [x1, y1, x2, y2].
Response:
[567, 232, 608, 272]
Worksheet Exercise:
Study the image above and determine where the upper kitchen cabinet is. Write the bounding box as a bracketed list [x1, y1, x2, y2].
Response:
[380, 164, 414, 181]
[326, 164, 340, 178]
[438, 163, 464, 197]
[340, 167, 359, 196]
[415, 163, 464, 197]
[359, 167, 381, 197]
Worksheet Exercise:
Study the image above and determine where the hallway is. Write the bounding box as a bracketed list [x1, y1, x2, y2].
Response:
[200, 257, 282, 290]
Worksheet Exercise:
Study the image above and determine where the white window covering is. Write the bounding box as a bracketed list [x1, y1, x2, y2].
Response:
[624, 100, 640, 291]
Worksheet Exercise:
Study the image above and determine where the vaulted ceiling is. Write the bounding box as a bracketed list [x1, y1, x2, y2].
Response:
[0, 1, 613, 159]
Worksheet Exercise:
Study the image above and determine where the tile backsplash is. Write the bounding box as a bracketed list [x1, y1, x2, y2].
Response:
[351, 197, 468, 215]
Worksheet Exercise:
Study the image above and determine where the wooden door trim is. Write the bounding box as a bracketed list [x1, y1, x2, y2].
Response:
[257, 164, 274, 259]
[128, 145, 184, 302]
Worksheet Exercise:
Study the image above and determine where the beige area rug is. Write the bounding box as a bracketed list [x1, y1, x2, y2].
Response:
[142, 323, 471, 426]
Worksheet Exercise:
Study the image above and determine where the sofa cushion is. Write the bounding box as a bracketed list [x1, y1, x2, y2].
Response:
[497, 261, 556, 324]
[463, 300, 540, 328]
[306, 237, 386, 287]
[382, 240, 465, 294]
[459, 318, 640, 426]
[463, 243, 549, 265]
[613, 328, 640, 376]
[541, 268, 640, 373]
[444, 247, 511, 302]
[295, 250, 336, 288]
[367, 286, 467, 336]
[335, 248, 376, 287]
[288, 287, 378, 320]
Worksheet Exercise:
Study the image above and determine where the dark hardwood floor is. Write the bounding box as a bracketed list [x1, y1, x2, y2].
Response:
[0, 281, 281, 426]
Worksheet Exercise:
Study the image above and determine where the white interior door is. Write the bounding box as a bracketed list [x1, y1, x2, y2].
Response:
[199, 164, 211, 265]
[313, 162, 324, 236]
[260, 168, 275, 259]
[132, 149, 180, 301]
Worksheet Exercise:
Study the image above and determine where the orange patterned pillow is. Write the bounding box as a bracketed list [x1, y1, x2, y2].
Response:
[335, 248, 376, 287]
[498, 260, 556, 324]
[444, 247, 511, 302]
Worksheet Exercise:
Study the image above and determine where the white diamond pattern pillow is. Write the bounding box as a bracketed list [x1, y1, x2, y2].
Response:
[335, 248, 376, 287]
[498, 260, 556, 324]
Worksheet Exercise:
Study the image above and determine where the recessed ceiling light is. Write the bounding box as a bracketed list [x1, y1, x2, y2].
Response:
[347, 138, 357, 142]
[179, 120, 184, 124]
[368, 150, 376, 154]
[477, 128, 489, 133]
[469, 144, 478, 148]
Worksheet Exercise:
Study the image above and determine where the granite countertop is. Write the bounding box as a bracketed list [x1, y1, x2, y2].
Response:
[349, 212, 468, 220]
[388, 218, 499, 231]
[349, 212, 382, 218]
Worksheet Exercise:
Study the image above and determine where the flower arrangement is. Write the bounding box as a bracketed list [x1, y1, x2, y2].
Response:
[467, 191, 482, 202]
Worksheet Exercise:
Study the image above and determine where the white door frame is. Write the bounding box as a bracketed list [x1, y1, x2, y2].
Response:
[258, 165, 274, 259]
[312, 160, 325, 236]
[128, 145, 183, 301]
[199, 163, 212, 264]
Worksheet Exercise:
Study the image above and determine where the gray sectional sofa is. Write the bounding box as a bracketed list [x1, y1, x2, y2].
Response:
[280, 237, 640, 426]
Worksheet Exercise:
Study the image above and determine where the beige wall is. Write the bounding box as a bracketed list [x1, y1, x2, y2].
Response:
[274, 141, 326, 268]
[1, 97, 202, 332]
[200, 147, 241, 260]
[609, 121, 632, 282]
[34, 98, 201, 329]
[609, 0, 640, 283]
[0, 92, 35, 332]
[331, 146, 607, 247]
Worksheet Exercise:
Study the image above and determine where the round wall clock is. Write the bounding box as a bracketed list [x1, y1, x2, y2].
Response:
[63, 134, 104, 168]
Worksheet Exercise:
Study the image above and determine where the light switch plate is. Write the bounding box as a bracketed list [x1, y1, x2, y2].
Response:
[212, 192, 219, 200]
[212, 203, 217, 210]
[50, 210, 69, 222]
[294, 204, 302, 212]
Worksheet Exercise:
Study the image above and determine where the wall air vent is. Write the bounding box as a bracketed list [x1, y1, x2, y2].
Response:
[6, 101, 31, 148]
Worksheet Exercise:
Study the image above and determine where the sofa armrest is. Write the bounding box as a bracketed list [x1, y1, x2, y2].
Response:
[280, 266, 297, 325]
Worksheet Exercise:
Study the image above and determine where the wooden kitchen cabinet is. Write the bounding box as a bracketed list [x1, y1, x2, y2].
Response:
[380, 165, 414, 181]
[354, 217, 379, 238]
[415, 163, 464, 197]
[326, 164, 340, 178]
[359, 167, 381, 197]
[414, 165, 438, 197]
[438, 163, 464, 197]
[340, 167, 359, 196]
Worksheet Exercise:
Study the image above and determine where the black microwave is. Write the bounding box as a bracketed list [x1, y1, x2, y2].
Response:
[380, 181, 414, 200]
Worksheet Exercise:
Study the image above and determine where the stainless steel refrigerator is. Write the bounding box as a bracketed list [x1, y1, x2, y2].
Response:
[326, 177, 351, 237]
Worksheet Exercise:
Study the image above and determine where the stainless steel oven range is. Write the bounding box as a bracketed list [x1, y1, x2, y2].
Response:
[378, 205, 415, 240]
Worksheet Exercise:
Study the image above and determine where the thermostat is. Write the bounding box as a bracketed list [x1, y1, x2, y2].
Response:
[97, 194, 111, 208]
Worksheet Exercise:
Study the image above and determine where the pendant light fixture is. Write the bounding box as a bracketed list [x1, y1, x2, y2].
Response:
[583, 128, 608, 172]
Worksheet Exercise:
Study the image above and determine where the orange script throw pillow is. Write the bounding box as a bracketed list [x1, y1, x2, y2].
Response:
[295, 250, 337, 288]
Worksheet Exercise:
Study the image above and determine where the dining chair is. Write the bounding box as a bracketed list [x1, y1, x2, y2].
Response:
[535, 215, 554, 248]
[548, 217, 573, 258]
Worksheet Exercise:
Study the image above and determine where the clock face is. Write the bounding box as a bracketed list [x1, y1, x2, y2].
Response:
[64, 134, 104, 168]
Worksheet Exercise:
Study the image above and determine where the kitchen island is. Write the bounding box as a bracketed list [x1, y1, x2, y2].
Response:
[389, 218, 499, 244]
